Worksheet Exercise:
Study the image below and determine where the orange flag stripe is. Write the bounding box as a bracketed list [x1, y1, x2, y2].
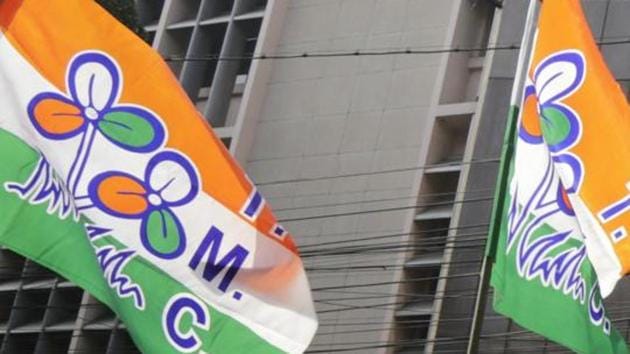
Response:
[0, 0, 298, 254]
[524, 0, 630, 289]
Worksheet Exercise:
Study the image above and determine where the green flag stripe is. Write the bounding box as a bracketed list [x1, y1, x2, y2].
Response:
[489, 111, 629, 353]
[0, 127, 281, 354]
[485, 105, 520, 259]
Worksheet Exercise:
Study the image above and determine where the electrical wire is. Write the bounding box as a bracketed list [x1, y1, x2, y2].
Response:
[255, 158, 499, 186]
[164, 43, 521, 62]
[160, 37, 630, 63]
[272, 188, 494, 213]
[279, 195, 493, 222]
[299, 221, 491, 244]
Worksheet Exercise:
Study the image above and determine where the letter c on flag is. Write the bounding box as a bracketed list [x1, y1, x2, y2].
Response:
[162, 293, 211, 352]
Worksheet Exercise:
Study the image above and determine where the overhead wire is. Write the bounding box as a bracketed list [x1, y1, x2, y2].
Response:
[160, 37, 630, 64]
[311, 272, 480, 292]
[299, 221, 491, 244]
[301, 230, 488, 252]
[301, 229, 489, 251]
[255, 158, 500, 186]
[279, 195, 493, 222]
[300, 223, 490, 246]
[272, 187, 494, 213]
[164, 43, 520, 62]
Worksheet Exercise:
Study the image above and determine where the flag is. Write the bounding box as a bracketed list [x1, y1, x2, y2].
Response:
[0, 1, 317, 353]
[523, 0, 630, 299]
[490, 0, 628, 352]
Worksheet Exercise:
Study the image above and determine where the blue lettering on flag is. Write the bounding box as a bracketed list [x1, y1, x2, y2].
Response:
[189, 226, 249, 300]
[599, 195, 630, 223]
[241, 189, 264, 220]
[163, 293, 210, 352]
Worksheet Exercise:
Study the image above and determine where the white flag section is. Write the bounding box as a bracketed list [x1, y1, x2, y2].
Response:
[0, 1, 317, 353]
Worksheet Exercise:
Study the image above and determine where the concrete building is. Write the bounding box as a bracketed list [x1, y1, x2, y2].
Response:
[3, 0, 630, 353]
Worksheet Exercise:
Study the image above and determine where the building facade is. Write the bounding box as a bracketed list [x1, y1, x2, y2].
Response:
[2, 0, 630, 353]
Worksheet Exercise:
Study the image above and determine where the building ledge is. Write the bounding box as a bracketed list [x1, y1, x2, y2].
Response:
[425, 162, 462, 174]
[235, 9, 265, 21]
[166, 19, 196, 30]
[435, 101, 477, 118]
[0, 279, 21, 291]
[468, 56, 485, 70]
[45, 320, 76, 332]
[11, 321, 43, 333]
[414, 205, 453, 221]
[83, 317, 117, 330]
[396, 300, 433, 318]
[200, 15, 231, 26]
[404, 252, 443, 269]
[22, 279, 56, 290]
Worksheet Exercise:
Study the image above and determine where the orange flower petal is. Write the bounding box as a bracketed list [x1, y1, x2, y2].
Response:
[522, 94, 542, 137]
[33, 96, 84, 137]
[96, 175, 148, 217]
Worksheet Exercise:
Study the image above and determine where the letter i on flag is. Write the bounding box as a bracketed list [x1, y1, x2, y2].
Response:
[487, 0, 630, 353]
[0, 1, 317, 353]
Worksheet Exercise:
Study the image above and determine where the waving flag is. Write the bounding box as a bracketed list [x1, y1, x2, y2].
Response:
[489, 0, 629, 352]
[0, 1, 317, 353]
[520, 0, 630, 298]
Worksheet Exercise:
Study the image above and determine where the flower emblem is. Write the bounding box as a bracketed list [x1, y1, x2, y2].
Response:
[28, 51, 165, 195]
[518, 51, 587, 216]
[88, 151, 199, 259]
[519, 50, 585, 152]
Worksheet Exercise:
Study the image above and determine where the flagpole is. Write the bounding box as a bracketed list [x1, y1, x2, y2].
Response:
[465, 1, 539, 353]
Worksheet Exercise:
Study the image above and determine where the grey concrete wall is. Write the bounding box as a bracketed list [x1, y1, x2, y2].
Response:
[243, 0, 457, 352]
[431, 1, 527, 350]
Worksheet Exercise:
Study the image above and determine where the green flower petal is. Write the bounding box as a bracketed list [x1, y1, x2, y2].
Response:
[99, 110, 156, 150]
[144, 209, 183, 256]
[541, 107, 571, 147]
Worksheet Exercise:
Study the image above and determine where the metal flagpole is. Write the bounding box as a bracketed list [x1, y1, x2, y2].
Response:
[465, 1, 540, 353]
